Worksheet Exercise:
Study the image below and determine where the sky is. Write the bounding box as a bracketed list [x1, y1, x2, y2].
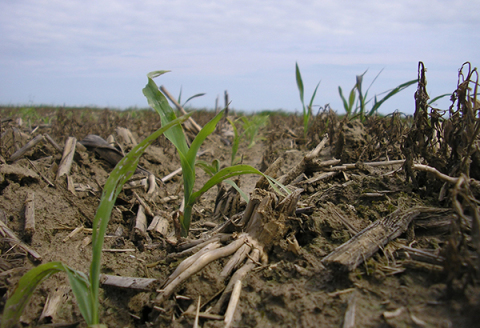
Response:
[1, 0, 479, 115]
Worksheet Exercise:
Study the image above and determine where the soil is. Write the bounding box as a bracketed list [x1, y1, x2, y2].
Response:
[0, 105, 479, 328]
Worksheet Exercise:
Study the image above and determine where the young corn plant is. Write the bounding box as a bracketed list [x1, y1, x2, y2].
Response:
[295, 62, 321, 139]
[239, 114, 269, 149]
[143, 71, 288, 237]
[1, 114, 192, 328]
[176, 86, 206, 108]
[339, 69, 417, 121]
[195, 116, 250, 202]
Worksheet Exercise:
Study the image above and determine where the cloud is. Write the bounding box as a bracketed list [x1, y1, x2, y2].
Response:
[0, 0, 478, 112]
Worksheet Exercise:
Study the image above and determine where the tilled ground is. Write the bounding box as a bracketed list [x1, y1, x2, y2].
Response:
[0, 105, 479, 328]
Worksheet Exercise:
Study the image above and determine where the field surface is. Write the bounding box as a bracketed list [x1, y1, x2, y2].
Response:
[1, 85, 480, 328]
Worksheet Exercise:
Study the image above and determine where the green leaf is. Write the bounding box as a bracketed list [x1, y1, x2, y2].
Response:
[225, 179, 249, 202]
[143, 72, 189, 156]
[348, 87, 356, 110]
[295, 62, 305, 107]
[187, 110, 224, 170]
[190, 165, 289, 202]
[308, 81, 321, 113]
[147, 70, 171, 79]
[339, 86, 350, 114]
[177, 86, 182, 105]
[1, 262, 93, 328]
[89, 112, 192, 323]
[196, 159, 220, 177]
[428, 93, 451, 105]
[227, 117, 240, 166]
[64, 267, 94, 324]
[370, 79, 417, 114]
[183, 93, 206, 107]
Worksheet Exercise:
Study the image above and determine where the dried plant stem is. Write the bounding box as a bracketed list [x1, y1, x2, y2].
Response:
[164, 241, 222, 286]
[327, 159, 405, 172]
[224, 280, 242, 328]
[134, 205, 148, 239]
[322, 208, 421, 271]
[212, 248, 260, 314]
[156, 236, 247, 305]
[24, 191, 35, 240]
[0, 219, 42, 261]
[278, 135, 329, 185]
[162, 167, 182, 183]
[193, 296, 201, 328]
[412, 163, 459, 184]
[100, 274, 158, 291]
[56, 137, 76, 179]
[39, 286, 69, 323]
[9, 134, 44, 162]
[343, 292, 357, 328]
[44, 134, 63, 153]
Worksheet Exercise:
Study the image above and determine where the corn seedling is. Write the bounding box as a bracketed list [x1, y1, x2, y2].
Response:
[196, 116, 251, 201]
[1, 114, 192, 328]
[228, 117, 242, 165]
[177, 86, 206, 108]
[295, 62, 321, 139]
[339, 69, 417, 121]
[143, 71, 288, 236]
[239, 114, 269, 149]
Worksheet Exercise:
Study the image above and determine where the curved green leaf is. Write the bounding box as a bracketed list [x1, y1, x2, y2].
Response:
[183, 93, 206, 107]
[143, 72, 189, 156]
[187, 110, 224, 167]
[64, 267, 93, 324]
[370, 79, 417, 114]
[227, 117, 240, 166]
[1, 262, 92, 328]
[339, 86, 350, 113]
[225, 179, 249, 202]
[196, 159, 220, 177]
[89, 113, 192, 323]
[428, 93, 451, 105]
[295, 62, 304, 106]
[189, 164, 289, 203]
[308, 81, 321, 112]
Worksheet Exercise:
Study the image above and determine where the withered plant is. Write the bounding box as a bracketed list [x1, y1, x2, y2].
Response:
[403, 61, 480, 292]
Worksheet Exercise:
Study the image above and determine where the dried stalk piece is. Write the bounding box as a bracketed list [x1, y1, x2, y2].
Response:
[100, 274, 159, 291]
[162, 167, 182, 183]
[224, 280, 242, 328]
[56, 137, 76, 180]
[24, 191, 35, 240]
[0, 219, 42, 261]
[62, 226, 84, 243]
[342, 291, 357, 328]
[133, 191, 154, 217]
[322, 207, 422, 271]
[0, 163, 40, 182]
[214, 181, 241, 219]
[147, 214, 170, 237]
[9, 134, 45, 162]
[134, 205, 148, 240]
[255, 155, 285, 190]
[43, 134, 63, 153]
[38, 286, 70, 324]
[116, 127, 137, 146]
[278, 135, 329, 185]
